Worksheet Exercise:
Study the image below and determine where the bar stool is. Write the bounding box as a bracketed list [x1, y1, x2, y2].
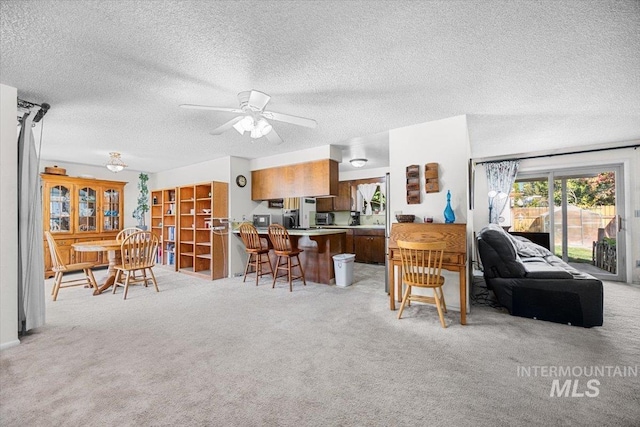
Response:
[268, 224, 306, 291]
[238, 222, 274, 286]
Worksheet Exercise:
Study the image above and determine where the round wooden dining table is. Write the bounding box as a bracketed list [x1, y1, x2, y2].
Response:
[72, 239, 121, 295]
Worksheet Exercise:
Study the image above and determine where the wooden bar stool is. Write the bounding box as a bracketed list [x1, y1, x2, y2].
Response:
[268, 224, 306, 292]
[239, 222, 274, 285]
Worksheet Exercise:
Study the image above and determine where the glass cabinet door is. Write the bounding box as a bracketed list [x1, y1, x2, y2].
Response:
[103, 188, 121, 231]
[77, 186, 97, 232]
[48, 185, 71, 233]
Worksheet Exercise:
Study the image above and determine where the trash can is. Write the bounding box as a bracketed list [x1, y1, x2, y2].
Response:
[333, 254, 356, 287]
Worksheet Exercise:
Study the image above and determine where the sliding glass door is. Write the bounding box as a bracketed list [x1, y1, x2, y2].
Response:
[511, 165, 625, 282]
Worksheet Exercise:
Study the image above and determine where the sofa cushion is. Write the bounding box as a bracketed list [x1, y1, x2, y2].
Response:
[523, 262, 574, 279]
[510, 235, 554, 258]
[477, 225, 527, 278]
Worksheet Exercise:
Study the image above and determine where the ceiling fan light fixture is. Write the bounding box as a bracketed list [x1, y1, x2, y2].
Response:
[350, 158, 368, 168]
[232, 120, 245, 135]
[255, 118, 272, 136]
[106, 152, 127, 173]
[240, 115, 254, 132]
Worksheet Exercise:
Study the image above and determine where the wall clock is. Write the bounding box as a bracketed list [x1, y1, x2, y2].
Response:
[236, 175, 247, 188]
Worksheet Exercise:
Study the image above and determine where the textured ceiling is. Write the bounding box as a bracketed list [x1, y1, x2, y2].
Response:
[1, 0, 639, 173]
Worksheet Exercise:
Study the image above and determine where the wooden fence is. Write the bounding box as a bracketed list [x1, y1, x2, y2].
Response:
[593, 240, 616, 273]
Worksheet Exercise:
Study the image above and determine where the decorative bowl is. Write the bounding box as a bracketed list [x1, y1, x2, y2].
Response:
[202, 209, 211, 214]
[395, 214, 415, 223]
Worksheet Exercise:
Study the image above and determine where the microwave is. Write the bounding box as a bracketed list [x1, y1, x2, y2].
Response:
[253, 214, 271, 229]
[315, 212, 334, 226]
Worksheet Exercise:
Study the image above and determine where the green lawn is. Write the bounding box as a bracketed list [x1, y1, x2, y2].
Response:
[554, 246, 593, 263]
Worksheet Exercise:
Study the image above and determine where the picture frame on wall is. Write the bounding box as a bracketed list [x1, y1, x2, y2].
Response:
[268, 199, 284, 208]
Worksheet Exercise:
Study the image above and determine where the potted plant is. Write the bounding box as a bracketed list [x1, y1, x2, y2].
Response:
[132, 172, 149, 230]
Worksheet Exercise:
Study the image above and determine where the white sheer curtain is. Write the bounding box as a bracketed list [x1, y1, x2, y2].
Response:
[377, 181, 386, 213]
[485, 160, 519, 224]
[358, 183, 378, 215]
[18, 111, 45, 333]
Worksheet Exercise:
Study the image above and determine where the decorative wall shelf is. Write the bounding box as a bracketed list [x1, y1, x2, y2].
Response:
[406, 165, 420, 204]
[425, 162, 439, 193]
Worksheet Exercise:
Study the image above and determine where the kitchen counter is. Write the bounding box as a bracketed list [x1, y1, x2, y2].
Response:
[232, 228, 347, 285]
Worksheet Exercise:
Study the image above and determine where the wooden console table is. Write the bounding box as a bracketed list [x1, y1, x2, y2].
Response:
[388, 223, 467, 325]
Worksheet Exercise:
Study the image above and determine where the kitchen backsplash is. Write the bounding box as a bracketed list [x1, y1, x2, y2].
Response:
[332, 211, 385, 226]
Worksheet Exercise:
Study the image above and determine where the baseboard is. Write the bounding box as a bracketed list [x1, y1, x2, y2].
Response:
[0, 339, 20, 351]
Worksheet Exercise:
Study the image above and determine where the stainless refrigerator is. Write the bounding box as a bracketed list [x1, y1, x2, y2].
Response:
[384, 172, 391, 293]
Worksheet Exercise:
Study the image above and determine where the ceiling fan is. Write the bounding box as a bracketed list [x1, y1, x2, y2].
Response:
[180, 90, 317, 144]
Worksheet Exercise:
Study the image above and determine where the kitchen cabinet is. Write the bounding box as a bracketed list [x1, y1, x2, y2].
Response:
[353, 228, 385, 264]
[41, 174, 127, 278]
[316, 181, 352, 212]
[345, 228, 354, 253]
[317, 177, 386, 213]
[252, 159, 338, 200]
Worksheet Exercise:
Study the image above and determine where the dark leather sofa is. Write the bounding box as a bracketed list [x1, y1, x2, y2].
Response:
[476, 224, 603, 327]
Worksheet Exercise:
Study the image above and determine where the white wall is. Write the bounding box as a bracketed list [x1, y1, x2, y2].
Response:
[473, 145, 639, 284]
[389, 115, 472, 311]
[229, 156, 258, 276]
[0, 84, 19, 350]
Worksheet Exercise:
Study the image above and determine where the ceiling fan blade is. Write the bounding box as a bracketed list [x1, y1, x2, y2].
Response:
[180, 104, 244, 114]
[209, 116, 243, 135]
[262, 110, 317, 128]
[247, 90, 271, 111]
[264, 128, 283, 144]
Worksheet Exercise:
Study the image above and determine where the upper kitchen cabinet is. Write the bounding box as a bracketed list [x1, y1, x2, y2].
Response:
[317, 177, 386, 213]
[316, 181, 352, 212]
[252, 159, 338, 200]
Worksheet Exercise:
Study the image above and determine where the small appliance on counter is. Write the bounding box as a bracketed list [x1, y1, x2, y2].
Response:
[315, 212, 335, 226]
[253, 214, 271, 229]
[349, 211, 361, 226]
[283, 209, 300, 229]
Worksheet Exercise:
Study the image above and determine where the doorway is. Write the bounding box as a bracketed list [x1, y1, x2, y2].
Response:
[510, 165, 625, 282]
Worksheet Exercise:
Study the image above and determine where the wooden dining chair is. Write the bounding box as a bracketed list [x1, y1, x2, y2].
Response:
[116, 227, 143, 277]
[113, 231, 159, 299]
[239, 222, 274, 286]
[397, 240, 448, 328]
[268, 224, 306, 292]
[45, 231, 98, 301]
[116, 227, 143, 240]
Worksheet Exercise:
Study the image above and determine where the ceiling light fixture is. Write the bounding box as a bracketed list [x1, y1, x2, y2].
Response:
[350, 158, 368, 168]
[233, 115, 273, 139]
[106, 152, 127, 173]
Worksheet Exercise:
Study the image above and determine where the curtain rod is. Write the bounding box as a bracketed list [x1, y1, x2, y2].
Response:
[475, 144, 639, 165]
[17, 98, 50, 123]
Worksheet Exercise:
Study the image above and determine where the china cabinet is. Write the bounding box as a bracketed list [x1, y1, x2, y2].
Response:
[42, 174, 127, 278]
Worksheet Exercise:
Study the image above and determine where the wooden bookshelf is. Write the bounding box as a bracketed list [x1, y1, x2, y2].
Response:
[174, 181, 228, 280]
[162, 188, 177, 269]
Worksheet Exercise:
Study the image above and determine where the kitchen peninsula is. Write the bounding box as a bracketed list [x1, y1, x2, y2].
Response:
[233, 228, 347, 285]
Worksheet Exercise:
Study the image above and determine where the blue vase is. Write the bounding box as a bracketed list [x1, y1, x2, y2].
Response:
[444, 190, 455, 223]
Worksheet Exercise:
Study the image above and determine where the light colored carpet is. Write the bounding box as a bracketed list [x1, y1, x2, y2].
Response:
[1, 264, 639, 426]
